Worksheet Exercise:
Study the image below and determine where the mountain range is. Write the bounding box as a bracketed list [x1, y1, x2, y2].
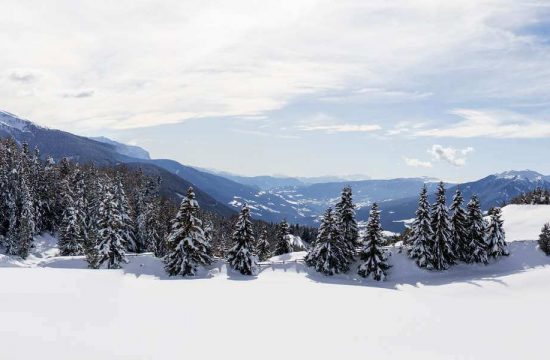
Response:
[2, 110, 549, 232]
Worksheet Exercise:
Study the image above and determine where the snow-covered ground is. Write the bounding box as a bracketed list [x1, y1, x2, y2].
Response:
[502, 204, 550, 241]
[1, 205, 550, 359]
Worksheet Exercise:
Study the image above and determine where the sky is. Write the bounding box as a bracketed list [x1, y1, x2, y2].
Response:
[1, 0, 550, 181]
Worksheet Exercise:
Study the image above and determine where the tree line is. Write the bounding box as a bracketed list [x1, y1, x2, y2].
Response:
[0, 139, 314, 271]
[0, 139, 511, 279]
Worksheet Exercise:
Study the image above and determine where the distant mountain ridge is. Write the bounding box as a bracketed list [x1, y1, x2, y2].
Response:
[1, 110, 548, 230]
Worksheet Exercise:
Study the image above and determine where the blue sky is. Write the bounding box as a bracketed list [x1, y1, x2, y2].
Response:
[2, 0, 550, 181]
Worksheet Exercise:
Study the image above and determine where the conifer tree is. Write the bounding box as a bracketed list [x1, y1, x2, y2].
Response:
[450, 188, 469, 262]
[486, 207, 509, 258]
[18, 177, 35, 258]
[358, 203, 390, 280]
[95, 183, 128, 269]
[335, 186, 360, 253]
[256, 227, 272, 261]
[112, 175, 136, 252]
[408, 185, 433, 267]
[305, 208, 350, 275]
[466, 195, 488, 264]
[164, 187, 213, 276]
[429, 182, 455, 270]
[538, 223, 550, 255]
[226, 204, 258, 275]
[58, 178, 84, 256]
[274, 219, 293, 255]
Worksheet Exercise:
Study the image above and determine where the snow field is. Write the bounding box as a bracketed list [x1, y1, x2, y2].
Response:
[0, 205, 549, 359]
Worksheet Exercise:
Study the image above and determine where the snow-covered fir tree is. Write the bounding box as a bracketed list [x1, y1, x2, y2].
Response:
[538, 223, 550, 255]
[358, 203, 390, 280]
[305, 208, 350, 275]
[18, 177, 35, 259]
[226, 204, 258, 275]
[94, 181, 128, 269]
[112, 175, 136, 252]
[256, 227, 271, 261]
[408, 185, 433, 268]
[486, 207, 509, 258]
[450, 188, 469, 262]
[164, 187, 213, 276]
[466, 195, 488, 264]
[336, 186, 360, 253]
[274, 219, 293, 255]
[429, 182, 455, 270]
[58, 177, 84, 256]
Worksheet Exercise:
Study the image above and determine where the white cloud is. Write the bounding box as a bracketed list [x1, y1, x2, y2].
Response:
[429, 145, 474, 167]
[417, 109, 550, 139]
[299, 124, 382, 133]
[404, 157, 432, 168]
[0, 1, 549, 132]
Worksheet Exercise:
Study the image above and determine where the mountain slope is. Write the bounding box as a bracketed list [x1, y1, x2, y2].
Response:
[0, 111, 234, 216]
[361, 170, 550, 232]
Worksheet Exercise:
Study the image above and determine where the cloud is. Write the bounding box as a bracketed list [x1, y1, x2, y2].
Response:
[62, 90, 95, 98]
[8, 69, 39, 83]
[404, 157, 432, 168]
[0, 1, 550, 132]
[429, 145, 474, 167]
[416, 109, 550, 138]
[299, 124, 382, 133]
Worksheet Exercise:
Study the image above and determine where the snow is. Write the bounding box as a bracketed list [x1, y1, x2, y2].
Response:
[1, 220, 550, 359]
[0, 110, 33, 131]
[501, 204, 550, 241]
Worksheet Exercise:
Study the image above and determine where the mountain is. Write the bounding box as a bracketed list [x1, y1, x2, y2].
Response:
[0, 111, 234, 217]
[2, 110, 549, 230]
[90, 136, 150, 160]
[361, 170, 550, 232]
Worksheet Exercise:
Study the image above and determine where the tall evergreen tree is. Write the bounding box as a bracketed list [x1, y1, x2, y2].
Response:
[256, 227, 272, 261]
[226, 204, 258, 275]
[305, 208, 350, 275]
[538, 223, 550, 255]
[58, 181, 84, 255]
[450, 188, 469, 262]
[335, 186, 360, 253]
[466, 195, 488, 264]
[18, 177, 35, 259]
[274, 219, 293, 255]
[486, 207, 509, 258]
[95, 182, 128, 269]
[112, 175, 136, 252]
[408, 186, 433, 268]
[164, 187, 213, 276]
[429, 182, 455, 270]
[358, 203, 390, 280]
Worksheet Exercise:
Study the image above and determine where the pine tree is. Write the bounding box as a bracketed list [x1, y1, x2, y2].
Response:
[58, 178, 84, 256]
[305, 208, 350, 275]
[408, 185, 433, 267]
[358, 203, 390, 280]
[226, 204, 258, 275]
[335, 186, 360, 255]
[274, 219, 293, 255]
[164, 187, 213, 276]
[486, 207, 509, 258]
[429, 182, 455, 270]
[95, 182, 128, 269]
[256, 227, 272, 261]
[112, 175, 136, 252]
[450, 188, 469, 262]
[18, 177, 35, 259]
[466, 195, 488, 264]
[538, 223, 550, 255]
